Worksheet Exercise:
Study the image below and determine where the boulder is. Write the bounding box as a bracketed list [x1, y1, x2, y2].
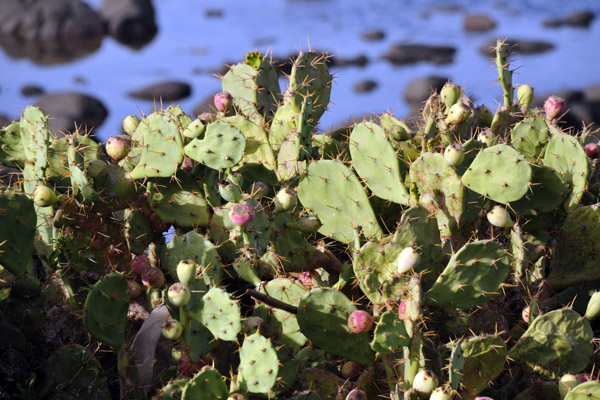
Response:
[543, 10, 595, 28]
[98, 0, 157, 49]
[21, 85, 45, 97]
[36, 92, 108, 134]
[404, 76, 449, 105]
[464, 14, 496, 32]
[383, 44, 456, 65]
[128, 81, 192, 102]
[362, 29, 385, 41]
[480, 39, 554, 56]
[354, 80, 378, 93]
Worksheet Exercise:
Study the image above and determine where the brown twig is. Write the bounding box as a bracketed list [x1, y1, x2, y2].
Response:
[245, 288, 298, 314]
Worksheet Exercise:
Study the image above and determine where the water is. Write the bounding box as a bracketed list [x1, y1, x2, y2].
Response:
[1, 0, 599, 142]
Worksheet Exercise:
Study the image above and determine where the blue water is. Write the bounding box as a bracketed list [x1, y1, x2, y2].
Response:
[1, 0, 599, 142]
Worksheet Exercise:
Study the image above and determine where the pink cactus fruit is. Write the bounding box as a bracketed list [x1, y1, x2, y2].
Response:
[347, 310, 374, 334]
[105, 135, 131, 162]
[141, 267, 165, 288]
[585, 142, 599, 159]
[544, 95, 565, 120]
[340, 361, 362, 379]
[131, 255, 151, 275]
[229, 202, 255, 227]
[398, 299, 408, 320]
[298, 271, 315, 290]
[345, 388, 367, 400]
[214, 91, 233, 112]
[127, 280, 144, 299]
[522, 305, 530, 323]
[178, 353, 208, 376]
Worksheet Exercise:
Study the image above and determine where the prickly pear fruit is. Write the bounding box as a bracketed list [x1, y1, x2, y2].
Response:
[131, 255, 151, 275]
[476, 105, 493, 128]
[412, 370, 438, 398]
[274, 188, 298, 214]
[478, 129, 496, 146]
[33, 185, 59, 207]
[444, 143, 465, 167]
[296, 215, 322, 234]
[242, 316, 266, 335]
[522, 305, 530, 323]
[128, 280, 144, 299]
[397, 247, 421, 274]
[441, 82, 461, 110]
[167, 282, 191, 307]
[298, 271, 315, 290]
[517, 84, 534, 109]
[558, 373, 579, 398]
[176, 260, 196, 286]
[123, 115, 141, 135]
[486, 205, 513, 228]
[229, 202, 255, 227]
[430, 387, 453, 400]
[577, 373, 591, 383]
[585, 142, 599, 159]
[214, 91, 233, 112]
[105, 135, 131, 162]
[544, 95, 565, 120]
[346, 388, 367, 400]
[181, 156, 194, 172]
[398, 300, 408, 320]
[585, 291, 600, 319]
[162, 319, 183, 340]
[445, 102, 471, 125]
[474, 397, 494, 400]
[340, 361, 362, 379]
[141, 267, 165, 288]
[348, 310, 374, 334]
[251, 181, 268, 199]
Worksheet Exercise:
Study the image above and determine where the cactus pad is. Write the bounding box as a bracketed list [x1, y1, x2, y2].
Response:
[0, 191, 36, 275]
[461, 335, 506, 397]
[371, 311, 410, 355]
[221, 115, 275, 171]
[237, 332, 279, 394]
[510, 118, 549, 162]
[0, 122, 25, 168]
[20, 106, 49, 180]
[189, 287, 241, 341]
[182, 367, 228, 399]
[510, 164, 568, 216]
[565, 381, 600, 400]
[148, 174, 210, 227]
[185, 121, 246, 170]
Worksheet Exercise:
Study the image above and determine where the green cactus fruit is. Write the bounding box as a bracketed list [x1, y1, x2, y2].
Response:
[444, 143, 465, 167]
[509, 309, 593, 380]
[162, 319, 184, 340]
[189, 287, 241, 341]
[182, 367, 229, 399]
[397, 246, 422, 274]
[461, 335, 506, 397]
[430, 387, 453, 400]
[370, 310, 410, 355]
[168, 282, 191, 307]
[517, 84, 534, 109]
[237, 332, 279, 394]
[232, 256, 262, 287]
[564, 381, 600, 400]
[445, 102, 472, 125]
[177, 260, 197, 286]
[476, 105, 494, 128]
[32, 185, 59, 207]
[288, 215, 322, 234]
[274, 187, 298, 214]
[486, 205, 513, 228]
[82, 272, 130, 349]
[123, 114, 141, 135]
[477, 129, 497, 147]
[584, 292, 600, 320]
[340, 361, 362, 379]
[441, 82, 462, 111]
[183, 118, 206, 139]
[379, 112, 410, 141]
[0, 191, 36, 276]
[399, 140, 420, 162]
[86, 159, 107, 178]
[412, 370, 438, 398]
[559, 374, 579, 399]
[427, 240, 511, 309]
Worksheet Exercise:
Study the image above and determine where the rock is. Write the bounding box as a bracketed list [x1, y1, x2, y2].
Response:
[383, 44, 456, 65]
[362, 29, 385, 41]
[354, 80, 378, 93]
[464, 14, 496, 32]
[329, 54, 369, 68]
[480, 39, 554, 56]
[0, 0, 103, 64]
[21, 85, 45, 97]
[128, 81, 192, 101]
[98, 0, 157, 49]
[36, 92, 108, 134]
[543, 10, 595, 28]
[584, 85, 600, 102]
[404, 76, 449, 105]
[205, 9, 223, 18]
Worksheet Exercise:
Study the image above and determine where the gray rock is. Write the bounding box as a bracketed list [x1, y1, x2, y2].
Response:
[128, 81, 192, 101]
[383, 44, 456, 65]
[21, 85, 45, 97]
[404, 76, 449, 105]
[362, 30, 385, 41]
[36, 92, 108, 134]
[330, 54, 369, 68]
[464, 14, 496, 32]
[543, 10, 595, 28]
[354, 80, 378, 93]
[98, 0, 157, 49]
[480, 39, 554, 56]
[584, 85, 600, 102]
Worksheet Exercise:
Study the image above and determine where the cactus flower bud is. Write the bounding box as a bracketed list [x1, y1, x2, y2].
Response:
[273, 188, 297, 214]
[176, 259, 196, 286]
[486, 205, 513, 228]
[558, 374, 579, 398]
[162, 319, 183, 340]
[444, 143, 465, 167]
[32, 185, 59, 207]
[229, 202, 255, 226]
[105, 135, 131, 162]
[296, 215, 322, 234]
[544, 95, 565, 120]
[123, 115, 141, 135]
[397, 247, 421, 274]
[412, 370, 438, 398]
[141, 267, 165, 288]
[340, 361, 362, 379]
[517, 84, 534, 109]
[585, 291, 600, 319]
[214, 91, 233, 112]
[430, 387, 453, 400]
[347, 310, 373, 334]
[445, 102, 472, 125]
[441, 82, 461, 111]
[298, 271, 315, 290]
[131, 255, 151, 275]
[585, 142, 599, 159]
[167, 282, 191, 307]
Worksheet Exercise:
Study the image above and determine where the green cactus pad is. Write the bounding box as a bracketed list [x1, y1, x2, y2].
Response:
[254, 278, 308, 349]
[221, 115, 276, 171]
[181, 367, 229, 399]
[82, 272, 130, 349]
[147, 174, 210, 227]
[124, 208, 153, 255]
[67, 141, 102, 202]
[155, 378, 190, 400]
[270, 104, 298, 152]
[426, 240, 511, 309]
[297, 288, 374, 366]
[189, 287, 241, 341]
[0, 122, 25, 168]
[20, 106, 49, 180]
[297, 368, 347, 399]
[409, 152, 464, 236]
[129, 111, 184, 179]
[565, 381, 600, 400]
[265, 212, 318, 273]
[462, 143, 532, 204]
[297, 159, 383, 243]
[371, 311, 410, 355]
[277, 133, 307, 182]
[543, 133, 589, 212]
[185, 121, 246, 170]
[349, 121, 409, 204]
[461, 335, 506, 397]
[0, 191, 36, 275]
[237, 333, 279, 394]
[510, 164, 568, 216]
[273, 345, 300, 394]
[449, 340, 465, 390]
[510, 118, 550, 162]
[508, 309, 593, 380]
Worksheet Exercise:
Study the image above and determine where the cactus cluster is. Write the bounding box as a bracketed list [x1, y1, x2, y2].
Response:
[1, 39, 600, 400]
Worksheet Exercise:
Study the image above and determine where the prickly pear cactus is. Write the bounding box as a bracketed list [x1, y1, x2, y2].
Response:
[0, 191, 36, 275]
[189, 287, 241, 341]
[237, 332, 279, 394]
[461, 335, 506, 397]
[182, 367, 228, 399]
